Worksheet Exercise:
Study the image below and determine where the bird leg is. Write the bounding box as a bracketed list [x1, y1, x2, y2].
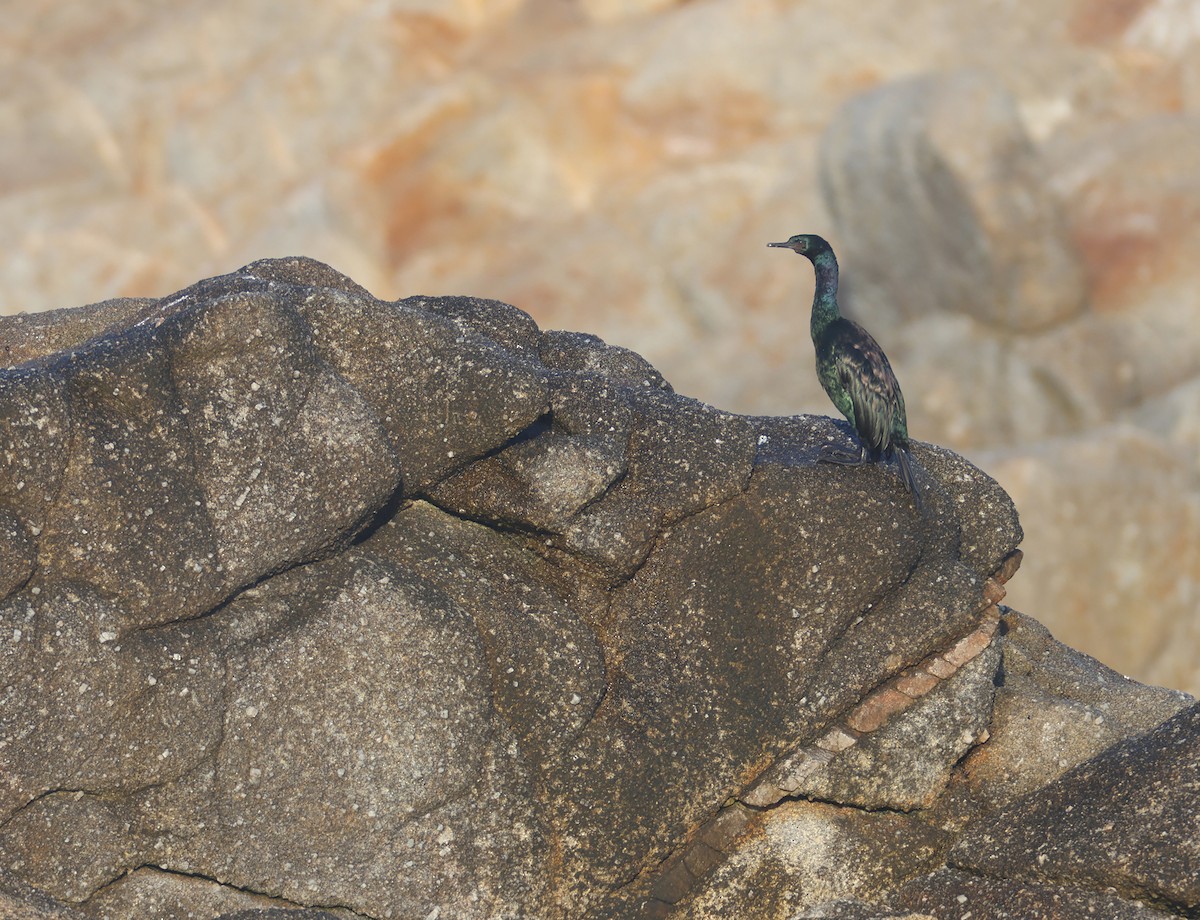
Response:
[818, 442, 868, 466]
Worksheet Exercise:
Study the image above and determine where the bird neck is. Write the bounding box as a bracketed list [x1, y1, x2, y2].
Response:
[808, 249, 841, 339]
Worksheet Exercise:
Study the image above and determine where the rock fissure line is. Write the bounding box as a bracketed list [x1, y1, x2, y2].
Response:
[128, 562, 291, 636]
[641, 550, 1021, 910]
[1, 787, 100, 832]
[81, 862, 374, 920]
[350, 486, 410, 547]
[563, 456, 633, 531]
[611, 461, 758, 593]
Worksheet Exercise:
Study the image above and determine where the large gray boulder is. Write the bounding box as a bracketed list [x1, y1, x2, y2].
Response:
[0, 260, 1192, 919]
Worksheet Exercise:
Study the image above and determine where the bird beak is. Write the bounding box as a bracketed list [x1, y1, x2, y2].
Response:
[767, 241, 790, 248]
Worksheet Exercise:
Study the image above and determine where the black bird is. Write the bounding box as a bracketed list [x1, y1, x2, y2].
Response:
[769, 233, 921, 506]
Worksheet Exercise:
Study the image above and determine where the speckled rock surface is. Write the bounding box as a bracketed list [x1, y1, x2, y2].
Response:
[794, 901, 935, 920]
[788, 644, 1001, 812]
[895, 867, 1178, 920]
[939, 611, 1192, 818]
[82, 867, 336, 920]
[673, 801, 948, 919]
[0, 260, 1193, 919]
[0, 868, 93, 919]
[951, 702, 1200, 914]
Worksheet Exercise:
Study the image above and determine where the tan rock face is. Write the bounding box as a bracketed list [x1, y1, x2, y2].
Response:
[3, 0, 1200, 692]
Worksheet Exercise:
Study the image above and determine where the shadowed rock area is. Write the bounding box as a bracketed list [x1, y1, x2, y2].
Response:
[0, 259, 1194, 919]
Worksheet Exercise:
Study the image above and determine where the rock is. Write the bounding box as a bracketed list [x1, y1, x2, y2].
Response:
[215, 912, 341, 920]
[203, 553, 515, 912]
[362, 501, 606, 760]
[416, 293, 543, 361]
[425, 336, 647, 538]
[667, 801, 949, 919]
[0, 509, 34, 601]
[0, 792, 143, 903]
[539, 330, 673, 392]
[0, 583, 224, 818]
[297, 286, 548, 494]
[0, 868, 93, 920]
[556, 388, 756, 575]
[39, 335, 227, 626]
[903, 443, 1023, 580]
[0, 261, 1039, 918]
[1045, 116, 1200, 405]
[787, 642, 1000, 811]
[895, 867, 1177, 919]
[172, 287, 398, 589]
[430, 427, 627, 533]
[0, 299, 157, 368]
[951, 701, 1200, 913]
[819, 70, 1086, 334]
[83, 867, 322, 920]
[934, 610, 1192, 821]
[793, 902, 934, 920]
[0, 372, 71, 536]
[991, 428, 1200, 694]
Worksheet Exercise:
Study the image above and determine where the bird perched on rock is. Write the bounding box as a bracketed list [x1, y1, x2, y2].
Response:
[769, 233, 922, 507]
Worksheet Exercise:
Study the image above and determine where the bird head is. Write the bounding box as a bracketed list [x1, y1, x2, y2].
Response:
[767, 234, 831, 259]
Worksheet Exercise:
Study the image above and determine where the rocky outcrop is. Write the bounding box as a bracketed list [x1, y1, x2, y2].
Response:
[0, 261, 1193, 919]
[7, 0, 1200, 698]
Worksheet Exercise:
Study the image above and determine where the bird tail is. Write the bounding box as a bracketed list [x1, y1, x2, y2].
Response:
[895, 445, 923, 511]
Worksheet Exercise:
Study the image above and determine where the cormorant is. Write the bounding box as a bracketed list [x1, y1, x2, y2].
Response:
[769, 233, 922, 507]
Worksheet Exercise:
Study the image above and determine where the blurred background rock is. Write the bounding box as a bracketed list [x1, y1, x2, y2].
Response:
[3, 0, 1198, 693]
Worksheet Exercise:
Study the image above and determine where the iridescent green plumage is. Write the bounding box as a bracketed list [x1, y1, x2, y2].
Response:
[769, 233, 921, 506]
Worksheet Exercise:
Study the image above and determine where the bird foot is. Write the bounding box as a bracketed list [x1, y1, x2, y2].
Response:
[818, 443, 868, 466]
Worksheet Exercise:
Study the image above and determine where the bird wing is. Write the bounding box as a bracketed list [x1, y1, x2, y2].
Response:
[831, 320, 906, 455]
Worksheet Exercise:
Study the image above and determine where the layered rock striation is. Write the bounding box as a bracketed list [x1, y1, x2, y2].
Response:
[0, 261, 1193, 919]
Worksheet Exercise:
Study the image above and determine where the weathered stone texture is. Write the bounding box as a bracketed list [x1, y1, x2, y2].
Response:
[896, 867, 1178, 920]
[1, 262, 1193, 920]
[795, 902, 935, 920]
[952, 702, 1200, 913]
[82, 867, 326, 920]
[675, 801, 948, 920]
